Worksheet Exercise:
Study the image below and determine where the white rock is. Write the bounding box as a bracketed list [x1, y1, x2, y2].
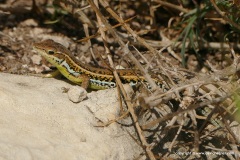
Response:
[0, 73, 142, 160]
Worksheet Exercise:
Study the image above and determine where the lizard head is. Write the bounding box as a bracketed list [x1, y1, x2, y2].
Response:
[33, 39, 72, 66]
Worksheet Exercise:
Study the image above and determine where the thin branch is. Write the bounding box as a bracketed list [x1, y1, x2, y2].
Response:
[153, 0, 189, 13]
[210, 0, 240, 30]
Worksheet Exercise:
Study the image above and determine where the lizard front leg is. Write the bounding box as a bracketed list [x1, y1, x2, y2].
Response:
[79, 74, 90, 89]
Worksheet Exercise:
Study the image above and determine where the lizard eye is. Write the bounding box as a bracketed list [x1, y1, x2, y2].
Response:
[48, 50, 54, 55]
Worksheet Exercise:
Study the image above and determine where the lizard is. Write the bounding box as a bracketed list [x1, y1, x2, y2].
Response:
[33, 39, 162, 90]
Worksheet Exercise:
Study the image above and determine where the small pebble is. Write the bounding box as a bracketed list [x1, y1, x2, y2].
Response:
[67, 86, 87, 103]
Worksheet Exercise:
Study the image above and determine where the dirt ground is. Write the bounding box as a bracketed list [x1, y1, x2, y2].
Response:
[0, 0, 218, 74]
[0, 0, 231, 75]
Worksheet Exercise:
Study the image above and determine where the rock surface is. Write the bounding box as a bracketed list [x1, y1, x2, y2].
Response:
[0, 73, 142, 160]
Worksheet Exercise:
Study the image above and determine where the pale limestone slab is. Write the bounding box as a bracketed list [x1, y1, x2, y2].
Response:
[0, 73, 142, 160]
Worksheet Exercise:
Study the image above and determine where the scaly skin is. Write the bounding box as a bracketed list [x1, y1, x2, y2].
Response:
[33, 39, 161, 89]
